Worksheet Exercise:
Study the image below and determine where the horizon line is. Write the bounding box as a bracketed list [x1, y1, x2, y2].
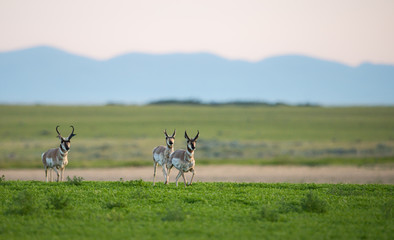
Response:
[2, 44, 393, 67]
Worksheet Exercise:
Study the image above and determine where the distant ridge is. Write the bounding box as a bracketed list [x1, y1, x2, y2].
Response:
[1, 46, 393, 105]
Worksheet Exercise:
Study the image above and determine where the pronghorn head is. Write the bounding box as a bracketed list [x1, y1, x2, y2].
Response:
[164, 129, 176, 148]
[56, 125, 76, 151]
[185, 130, 199, 151]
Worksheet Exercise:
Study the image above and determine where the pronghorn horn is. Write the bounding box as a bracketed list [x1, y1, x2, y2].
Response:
[193, 130, 200, 141]
[164, 129, 169, 137]
[171, 129, 176, 137]
[184, 131, 190, 140]
[68, 125, 76, 140]
[56, 125, 62, 138]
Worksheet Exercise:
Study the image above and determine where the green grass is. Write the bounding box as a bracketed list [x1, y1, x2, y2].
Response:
[0, 105, 393, 168]
[0, 180, 392, 239]
[2, 105, 394, 141]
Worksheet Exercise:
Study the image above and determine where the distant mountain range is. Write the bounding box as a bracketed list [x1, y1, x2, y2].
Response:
[1, 46, 393, 105]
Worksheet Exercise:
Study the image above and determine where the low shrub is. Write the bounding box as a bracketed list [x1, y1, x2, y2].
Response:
[258, 206, 279, 222]
[161, 206, 185, 222]
[301, 191, 328, 213]
[46, 193, 70, 210]
[105, 201, 126, 209]
[6, 190, 36, 215]
[67, 176, 84, 186]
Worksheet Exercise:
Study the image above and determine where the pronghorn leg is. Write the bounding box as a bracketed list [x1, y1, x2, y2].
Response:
[175, 171, 182, 187]
[181, 171, 187, 188]
[161, 165, 168, 184]
[166, 166, 172, 184]
[49, 168, 53, 182]
[153, 162, 158, 186]
[61, 168, 65, 182]
[53, 167, 60, 182]
[189, 168, 196, 185]
[45, 166, 48, 182]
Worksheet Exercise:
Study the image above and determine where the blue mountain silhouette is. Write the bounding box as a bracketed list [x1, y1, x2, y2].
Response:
[1, 46, 393, 105]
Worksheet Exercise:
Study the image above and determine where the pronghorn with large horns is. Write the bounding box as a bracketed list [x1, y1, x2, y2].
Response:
[168, 130, 199, 187]
[41, 125, 76, 182]
[152, 129, 176, 185]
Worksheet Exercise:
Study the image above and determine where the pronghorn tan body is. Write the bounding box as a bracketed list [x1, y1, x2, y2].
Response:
[152, 129, 176, 185]
[42, 126, 76, 182]
[168, 130, 199, 187]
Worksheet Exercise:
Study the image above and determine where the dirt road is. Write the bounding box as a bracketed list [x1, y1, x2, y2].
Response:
[1, 165, 393, 184]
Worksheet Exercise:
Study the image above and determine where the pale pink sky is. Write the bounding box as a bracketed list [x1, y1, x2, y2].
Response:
[0, 0, 393, 66]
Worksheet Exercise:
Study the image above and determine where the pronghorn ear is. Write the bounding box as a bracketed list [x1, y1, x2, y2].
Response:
[193, 130, 200, 141]
[184, 131, 190, 140]
[68, 134, 76, 140]
[172, 129, 176, 138]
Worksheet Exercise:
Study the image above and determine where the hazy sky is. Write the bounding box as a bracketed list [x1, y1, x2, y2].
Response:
[0, 0, 393, 66]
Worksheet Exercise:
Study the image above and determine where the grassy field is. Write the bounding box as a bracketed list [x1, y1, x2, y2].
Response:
[0, 179, 392, 239]
[0, 105, 393, 168]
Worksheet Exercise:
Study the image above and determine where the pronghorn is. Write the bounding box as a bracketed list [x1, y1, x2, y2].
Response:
[168, 130, 199, 187]
[42, 126, 76, 182]
[152, 129, 176, 185]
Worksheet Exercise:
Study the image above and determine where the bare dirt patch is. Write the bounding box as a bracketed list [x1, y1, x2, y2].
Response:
[1, 165, 393, 184]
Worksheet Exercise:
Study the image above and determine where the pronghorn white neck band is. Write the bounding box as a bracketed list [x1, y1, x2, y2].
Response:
[186, 148, 194, 157]
[60, 144, 68, 153]
[59, 147, 65, 155]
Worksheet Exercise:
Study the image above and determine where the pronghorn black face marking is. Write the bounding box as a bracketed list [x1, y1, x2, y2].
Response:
[164, 129, 176, 148]
[185, 130, 199, 151]
[60, 140, 71, 151]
